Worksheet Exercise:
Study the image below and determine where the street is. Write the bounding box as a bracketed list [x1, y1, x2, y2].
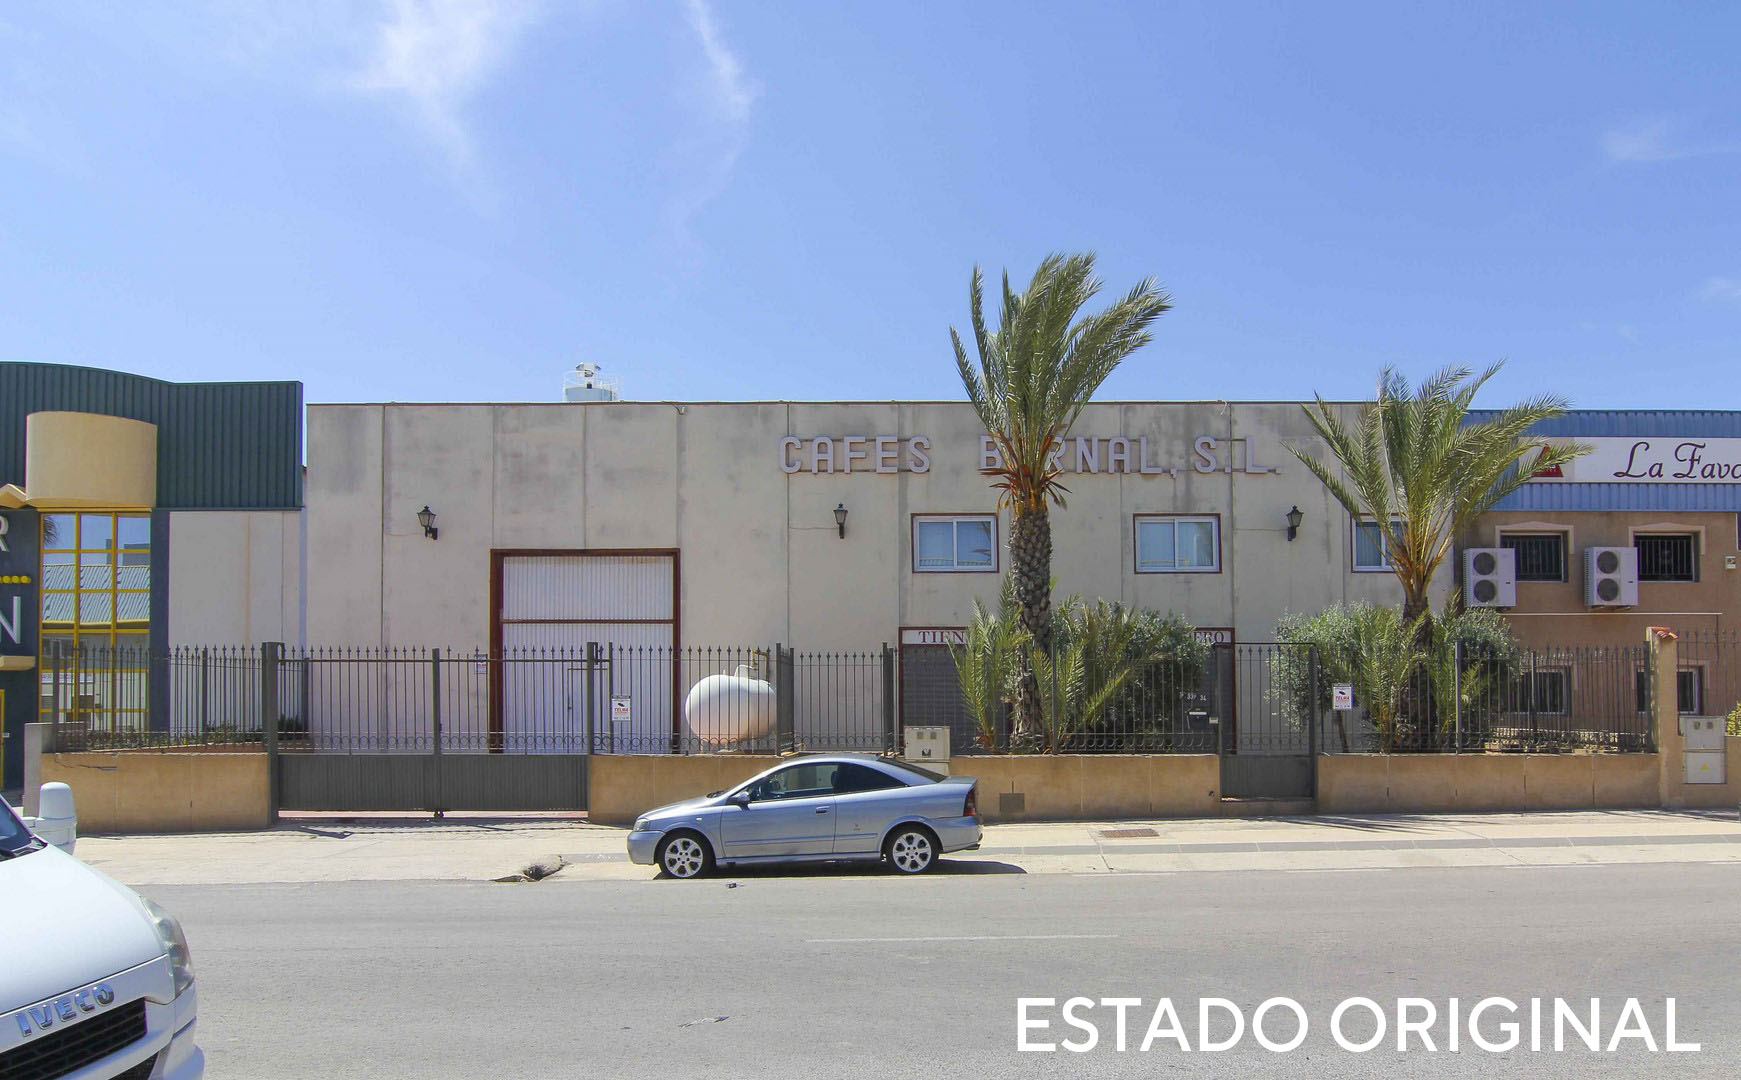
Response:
[152, 859, 1741, 1079]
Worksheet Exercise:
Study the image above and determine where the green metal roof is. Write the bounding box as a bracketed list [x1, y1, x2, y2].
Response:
[0, 362, 302, 509]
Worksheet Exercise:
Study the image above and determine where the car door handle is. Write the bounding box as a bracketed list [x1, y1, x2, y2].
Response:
[815, 807, 830, 814]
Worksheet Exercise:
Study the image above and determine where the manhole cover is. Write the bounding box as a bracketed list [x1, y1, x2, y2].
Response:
[1099, 827, 1160, 839]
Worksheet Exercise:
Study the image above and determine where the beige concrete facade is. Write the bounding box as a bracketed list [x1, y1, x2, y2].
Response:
[305, 400, 1429, 650]
[1463, 509, 1740, 648]
[166, 510, 305, 644]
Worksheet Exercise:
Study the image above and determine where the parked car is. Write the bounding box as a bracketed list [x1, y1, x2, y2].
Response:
[627, 754, 981, 878]
[1, 789, 202, 1079]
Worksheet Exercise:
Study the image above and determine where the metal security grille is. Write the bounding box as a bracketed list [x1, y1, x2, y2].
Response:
[0, 1000, 147, 1080]
[1501, 533, 1565, 581]
[1636, 534, 1697, 581]
[899, 644, 983, 754]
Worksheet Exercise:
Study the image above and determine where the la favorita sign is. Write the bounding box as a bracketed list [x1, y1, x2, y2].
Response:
[1536, 439, 1741, 484]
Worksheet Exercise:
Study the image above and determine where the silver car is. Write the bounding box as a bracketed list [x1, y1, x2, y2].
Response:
[627, 754, 981, 878]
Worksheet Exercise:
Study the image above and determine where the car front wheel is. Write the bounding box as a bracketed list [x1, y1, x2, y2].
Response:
[885, 826, 937, 874]
[657, 832, 713, 879]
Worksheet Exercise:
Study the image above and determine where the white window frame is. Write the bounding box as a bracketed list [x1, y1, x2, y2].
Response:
[1134, 515, 1221, 574]
[1351, 516, 1404, 573]
[911, 514, 998, 574]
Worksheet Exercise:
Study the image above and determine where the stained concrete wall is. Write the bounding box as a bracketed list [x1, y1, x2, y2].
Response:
[964, 754, 1222, 822]
[167, 510, 304, 645]
[305, 401, 1437, 651]
[589, 754, 782, 826]
[1317, 752, 1660, 814]
[41, 751, 271, 833]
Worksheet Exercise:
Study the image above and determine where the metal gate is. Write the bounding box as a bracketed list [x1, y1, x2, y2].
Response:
[273, 646, 591, 813]
[1216, 642, 1317, 800]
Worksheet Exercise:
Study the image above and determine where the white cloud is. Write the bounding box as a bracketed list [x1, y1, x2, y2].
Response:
[350, 0, 543, 166]
[665, 0, 760, 251]
[1603, 115, 1736, 163]
[1701, 277, 1741, 305]
[685, 0, 758, 126]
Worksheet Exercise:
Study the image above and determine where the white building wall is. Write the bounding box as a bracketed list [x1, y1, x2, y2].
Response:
[167, 510, 304, 644]
[305, 400, 1441, 650]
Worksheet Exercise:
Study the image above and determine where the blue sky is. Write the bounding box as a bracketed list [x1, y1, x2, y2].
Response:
[2, 1, 1737, 408]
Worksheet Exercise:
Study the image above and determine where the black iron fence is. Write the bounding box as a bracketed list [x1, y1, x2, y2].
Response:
[41, 642, 894, 755]
[1315, 643, 1653, 754]
[1676, 631, 1740, 727]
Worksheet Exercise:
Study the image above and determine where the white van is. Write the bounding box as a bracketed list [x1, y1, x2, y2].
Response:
[0, 791, 202, 1079]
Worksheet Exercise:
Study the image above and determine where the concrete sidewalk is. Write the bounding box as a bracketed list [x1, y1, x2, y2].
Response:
[65, 808, 1741, 886]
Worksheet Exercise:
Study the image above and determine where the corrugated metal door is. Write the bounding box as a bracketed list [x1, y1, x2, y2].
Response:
[498, 553, 677, 753]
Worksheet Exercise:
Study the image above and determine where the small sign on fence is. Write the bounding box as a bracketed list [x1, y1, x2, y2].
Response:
[610, 696, 632, 725]
[1332, 683, 1354, 711]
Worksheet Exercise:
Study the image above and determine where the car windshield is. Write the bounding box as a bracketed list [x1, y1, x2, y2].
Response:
[0, 797, 39, 856]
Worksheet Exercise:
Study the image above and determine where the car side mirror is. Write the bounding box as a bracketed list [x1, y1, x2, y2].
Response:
[727, 791, 751, 807]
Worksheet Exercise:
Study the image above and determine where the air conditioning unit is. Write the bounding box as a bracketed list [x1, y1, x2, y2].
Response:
[1584, 546, 1639, 607]
[1463, 547, 1516, 608]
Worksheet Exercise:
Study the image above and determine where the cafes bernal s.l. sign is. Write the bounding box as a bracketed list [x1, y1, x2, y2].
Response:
[777, 434, 1279, 477]
[1535, 438, 1741, 484]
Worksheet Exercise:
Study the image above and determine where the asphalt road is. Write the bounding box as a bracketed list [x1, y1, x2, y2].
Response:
[153, 861, 1740, 1079]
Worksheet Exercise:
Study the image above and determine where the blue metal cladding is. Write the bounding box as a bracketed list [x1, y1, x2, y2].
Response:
[0, 362, 302, 509]
[1467, 409, 1741, 512]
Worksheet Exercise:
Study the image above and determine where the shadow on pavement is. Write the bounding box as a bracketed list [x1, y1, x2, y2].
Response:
[657, 858, 1026, 881]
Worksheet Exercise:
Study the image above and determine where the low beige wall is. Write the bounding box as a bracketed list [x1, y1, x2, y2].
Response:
[589, 753, 1221, 825]
[41, 752, 272, 833]
[1318, 752, 1661, 815]
[589, 755, 783, 826]
[1660, 734, 1741, 810]
[955, 754, 1221, 822]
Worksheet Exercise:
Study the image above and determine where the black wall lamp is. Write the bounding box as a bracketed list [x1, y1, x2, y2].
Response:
[418, 505, 439, 540]
[834, 503, 848, 539]
[1285, 505, 1303, 542]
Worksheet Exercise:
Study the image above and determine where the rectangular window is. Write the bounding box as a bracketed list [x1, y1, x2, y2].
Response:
[1512, 670, 1568, 715]
[912, 515, 996, 573]
[1135, 515, 1220, 573]
[1500, 532, 1567, 582]
[1635, 669, 1704, 715]
[1352, 518, 1403, 572]
[1636, 533, 1697, 582]
[39, 512, 153, 733]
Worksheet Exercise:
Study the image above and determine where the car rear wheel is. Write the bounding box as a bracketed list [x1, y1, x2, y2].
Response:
[885, 826, 937, 874]
[657, 832, 713, 879]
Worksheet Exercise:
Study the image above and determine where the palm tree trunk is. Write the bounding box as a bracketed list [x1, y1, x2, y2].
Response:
[1401, 585, 1434, 749]
[1009, 505, 1053, 747]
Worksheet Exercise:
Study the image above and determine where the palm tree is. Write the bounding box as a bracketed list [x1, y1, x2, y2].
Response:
[952, 253, 1172, 743]
[1290, 364, 1588, 634]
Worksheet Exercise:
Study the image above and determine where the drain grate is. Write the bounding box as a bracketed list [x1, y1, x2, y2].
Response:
[1099, 827, 1160, 839]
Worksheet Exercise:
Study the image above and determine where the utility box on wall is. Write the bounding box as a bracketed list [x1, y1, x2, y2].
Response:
[1682, 716, 1727, 784]
[903, 725, 950, 771]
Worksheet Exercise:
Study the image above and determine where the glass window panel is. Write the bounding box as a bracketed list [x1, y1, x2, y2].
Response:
[119, 547, 150, 567]
[43, 514, 76, 550]
[915, 521, 955, 569]
[79, 563, 115, 590]
[116, 593, 151, 623]
[1353, 521, 1385, 568]
[117, 565, 151, 590]
[78, 592, 113, 624]
[79, 514, 114, 551]
[40, 592, 76, 622]
[41, 562, 76, 590]
[955, 519, 995, 568]
[1178, 520, 1217, 569]
[1137, 520, 1175, 571]
[116, 515, 151, 549]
